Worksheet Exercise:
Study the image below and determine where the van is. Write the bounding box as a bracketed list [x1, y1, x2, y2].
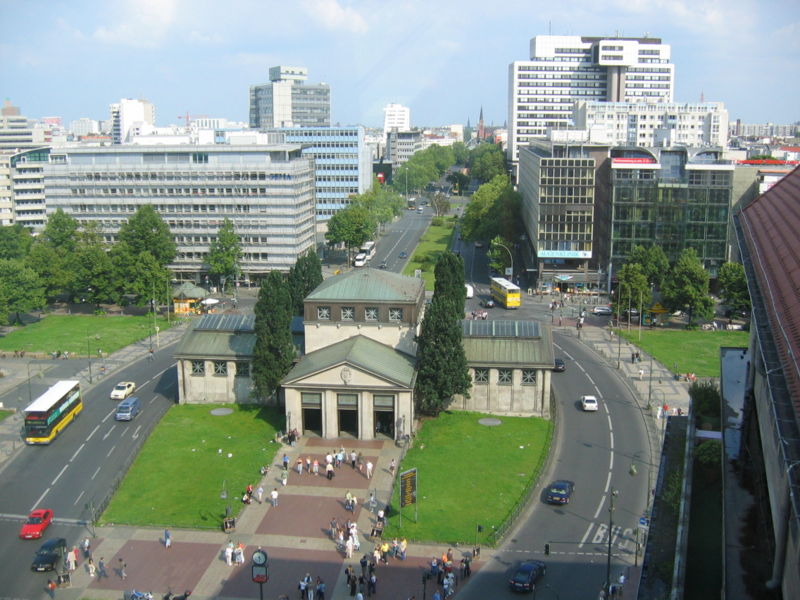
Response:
[465, 284, 474, 299]
[353, 253, 367, 267]
[115, 396, 141, 421]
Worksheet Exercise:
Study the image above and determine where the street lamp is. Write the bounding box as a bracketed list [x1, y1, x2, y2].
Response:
[86, 333, 93, 384]
[605, 489, 619, 598]
[492, 240, 514, 279]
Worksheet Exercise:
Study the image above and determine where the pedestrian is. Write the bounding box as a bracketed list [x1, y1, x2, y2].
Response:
[225, 544, 233, 566]
[316, 577, 326, 600]
[306, 456, 312, 473]
[87, 558, 96, 577]
[256, 485, 264, 504]
[389, 458, 396, 475]
[463, 554, 472, 577]
[399, 538, 407, 560]
[271, 487, 279, 507]
[283, 453, 290, 470]
[47, 579, 56, 598]
[163, 528, 172, 549]
[350, 450, 357, 469]
[119, 558, 127, 579]
[368, 573, 377, 597]
[313, 458, 320, 476]
[631, 352, 636, 364]
[299, 573, 310, 599]
[345, 490, 353, 511]
[296, 457, 303, 475]
[281, 467, 289, 486]
[345, 536, 354, 558]
[82, 537, 91, 558]
[98, 556, 107, 579]
[326, 462, 334, 480]
[366, 461, 373, 479]
[638, 368, 644, 380]
[360, 554, 368, 577]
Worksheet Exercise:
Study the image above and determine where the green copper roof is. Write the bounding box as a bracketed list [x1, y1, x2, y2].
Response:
[462, 321, 554, 366]
[305, 268, 424, 303]
[282, 335, 417, 387]
[174, 327, 255, 359]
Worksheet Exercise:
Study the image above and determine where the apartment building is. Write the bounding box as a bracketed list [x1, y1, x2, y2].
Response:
[249, 66, 330, 129]
[43, 144, 316, 280]
[386, 130, 423, 166]
[109, 98, 156, 144]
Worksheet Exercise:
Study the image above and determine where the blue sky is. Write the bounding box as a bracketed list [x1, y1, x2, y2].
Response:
[1, 0, 798, 129]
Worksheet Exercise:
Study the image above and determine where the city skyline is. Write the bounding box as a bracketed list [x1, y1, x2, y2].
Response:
[1, 0, 798, 130]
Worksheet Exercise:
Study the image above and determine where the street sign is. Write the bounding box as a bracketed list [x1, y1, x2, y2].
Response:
[505, 267, 513, 277]
[400, 468, 417, 508]
[638, 516, 650, 531]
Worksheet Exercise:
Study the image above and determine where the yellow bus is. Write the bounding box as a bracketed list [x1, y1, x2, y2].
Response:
[490, 277, 522, 309]
[23, 380, 83, 444]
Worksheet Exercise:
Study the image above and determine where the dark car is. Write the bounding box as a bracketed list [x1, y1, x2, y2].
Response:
[378, 261, 387, 269]
[553, 358, 566, 372]
[31, 537, 66, 572]
[399, 251, 408, 259]
[545, 480, 574, 505]
[480, 298, 495, 308]
[509, 560, 547, 592]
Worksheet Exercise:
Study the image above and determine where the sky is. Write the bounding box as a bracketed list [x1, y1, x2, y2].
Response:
[1, 0, 798, 129]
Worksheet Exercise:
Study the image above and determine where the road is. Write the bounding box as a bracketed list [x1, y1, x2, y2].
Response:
[371, 207, 431, 271]
[0, 344, 179, 600]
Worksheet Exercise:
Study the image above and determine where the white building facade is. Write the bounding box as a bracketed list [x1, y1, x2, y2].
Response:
[109, 98, 156, 144]
[508, 35, 675, 175]
[383, 103, 411, 137]
[249, 66, 331, 129]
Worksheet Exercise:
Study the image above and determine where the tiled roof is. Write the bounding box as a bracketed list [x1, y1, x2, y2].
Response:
[305, 268, 424, 303]
[739, 165, 800, 414]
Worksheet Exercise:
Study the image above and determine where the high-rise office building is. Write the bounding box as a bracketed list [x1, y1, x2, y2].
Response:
[249, 66, 330, 129]
[508, 35, 675, 175]
[383, 103, 411, 137]
[109, 98, 156, 144]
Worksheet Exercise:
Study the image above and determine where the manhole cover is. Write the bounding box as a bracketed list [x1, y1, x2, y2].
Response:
[210, 408, 234, 416]
[478, 417, 502, 426]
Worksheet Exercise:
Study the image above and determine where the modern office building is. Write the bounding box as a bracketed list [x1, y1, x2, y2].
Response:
[573, 101, 728, 148]
[517, 134, 610, 292]
[8, 147, 51, 231]
[383, 103, 411, 137]
[508, 35, 675, 176]
[69, 118, 101, 138]
[608, 146, 733, 278]
[0, 101, 50, 151]
[43, 144, 316, 279]
[109, 98, 156, 144]
[249, 66, 330, 130]
[386, 130, 423, 166]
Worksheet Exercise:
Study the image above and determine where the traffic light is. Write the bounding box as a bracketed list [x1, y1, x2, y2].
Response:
[544, 543, 550, 555]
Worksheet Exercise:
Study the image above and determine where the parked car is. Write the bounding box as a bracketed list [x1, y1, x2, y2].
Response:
[19, 509, 53, 540]
[30, 538, 66, 572]
[110, 381, 136, 400]
[508, 560, 547, 592]
[545, 480, 574, 505]
[592, 306, 613, 315]
[399, 251, 408, 259]
[553, 358, 566, 372]
[580, 395, 599, 411]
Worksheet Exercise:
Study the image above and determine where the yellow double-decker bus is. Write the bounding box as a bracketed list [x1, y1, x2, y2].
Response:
[23, 380, 83, 444]
[490, 277, 522, 309]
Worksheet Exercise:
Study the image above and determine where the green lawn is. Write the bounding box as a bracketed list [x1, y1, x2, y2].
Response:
[618, 329, 749, 378]
[402, 217, 458, 290]
[0, 409, 13, 423]
[0, 315, 174, 356]
[101, 404, 283, 529]
[384, 411, 552, 545]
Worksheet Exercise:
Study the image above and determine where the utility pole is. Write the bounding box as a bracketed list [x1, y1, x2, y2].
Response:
[606, 489, 618, 597]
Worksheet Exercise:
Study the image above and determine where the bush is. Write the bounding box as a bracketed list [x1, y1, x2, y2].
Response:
[695, 439, 722, 473]
[690, 381, 721, 428]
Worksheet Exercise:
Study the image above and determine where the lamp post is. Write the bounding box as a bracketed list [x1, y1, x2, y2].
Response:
[492, 240, 514, 279]
[647, 353, 654, 410]
[26, 362, 35, 405]
[86, 334, 93, 384]
[605, 489, 619, 598]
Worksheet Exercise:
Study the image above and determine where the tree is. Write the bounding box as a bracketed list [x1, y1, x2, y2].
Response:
[325, 205, 375, 257]
[252, 271, 295, 400]
[717, 262, 750, 314]
[117, 205, 176, 268]
[41, 209, 79, 253]
[206, 218, 242, 292]
[433, 252, 466, 319]
[430, 192, 450, 217]
[488, 236, 515, 276]
[287, 250, 323, 315]
[0, 223, 33, 260]
[615, 263, 651, 315]
[661, 248, 714, 325]
[414, 295, 471, 416]
[626, 245, 669, 289]
[446, 171, 470, 196]
[452, 142, 469, 165]
[72, 244, 116, 305]
[25, 243, 73, 301]
[470, 144, 507, 183]
[0, 259, 45, 325]
[461, 175, 522, 243]
[108, 243, 168, 305]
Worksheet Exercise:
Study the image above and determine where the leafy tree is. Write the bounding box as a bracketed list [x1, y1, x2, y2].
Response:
[206, 218, 242, 292]
[433, 251, 466, 319]
[488, 236, 515, 277]
[351, 179, 405, 231]
[695, 439, 722, 473]
[25, 243, 73, 301]
[72, 244, 116, 305]
[325, 205, 376, 257]
[717, 262, 751, 314]
[446, 171, 470, 196]
[615, 263, 651, 315]
[0, 259, 45, 324]
[252, 271, 295, 400]
[661, 248, 714, 325]
[470, 144, 507, 183]
[287, 250, 323, 315]
[452, 142, 469, 164]
[461, 175, 522, 243]
[0, 223, 33, 260]
[117, 205, 176, 268]
[41, 209, 79, 253]
[415, 295, 470, 416]
[108, 243, 169, 305]
[430, 192, 450, 217]
[626, 245, 669, 289]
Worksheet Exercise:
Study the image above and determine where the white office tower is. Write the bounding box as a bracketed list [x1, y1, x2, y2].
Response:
[249, 66, 331, 129]
[70, 118, 101, 137]
[508, 35, 675, 173]
[383, 103, 411, 136]
[109, 98, 156, 144]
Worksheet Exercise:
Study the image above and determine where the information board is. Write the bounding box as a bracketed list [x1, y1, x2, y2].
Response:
[400, 468, 417, 508]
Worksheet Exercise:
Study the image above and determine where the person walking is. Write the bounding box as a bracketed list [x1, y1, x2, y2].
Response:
[281, 467, 289, 486]
[82, 537, 91, 558]
[365, 461, 373, 479]
[389, 458, 396, 475]
[312, 458, 320, 476]
[316, 576, 326, 600]
[296, 457, 303, 475]
[282, 453, 290, 470]
[350, 450, 357, 469]
[367, 573, 377, 597]
[47, 579, 56, 599]
[87, 558, 96, 577]
[326, 462, 334, 480]
[118, 558, 127, 579]
[345, 536, 354, 559]
[271, 487, 279, 507]
[256, 485, 264, 504]
[224, 544, 233, 566]
[97, 557, 108, 579]
[164, 529, 172, 549]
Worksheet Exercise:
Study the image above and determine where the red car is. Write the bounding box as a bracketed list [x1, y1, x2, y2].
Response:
[19, 509, 53, 540]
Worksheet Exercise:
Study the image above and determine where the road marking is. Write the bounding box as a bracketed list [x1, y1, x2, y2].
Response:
[70, 443, 85, 462]
[86, 424, 100, 441]
[102, 409, 115, 423]
[102, 424, 117, 440]
[605, 471, 612, 493]
[73, 490, 84, 505]
[618, 527, 634, 552]
[51, 464, 69, 485]
[579, 523, 593, 548]
[586, 374, 596, 387]
[30, 488, 50, 512]
[609, 445, 615, 469]
[107, 444, 116, 458]
[607, 414, 613, 428]
[592, 523, 608, 544]
[91, 466, 101, 480]
[593, 497, 605, 520]
[133, 425, 142, 440]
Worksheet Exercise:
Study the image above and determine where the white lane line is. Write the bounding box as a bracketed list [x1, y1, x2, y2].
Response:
[51, 464, 69, 485]
[102, 424, 117, 441]
[132, 425, 143, 439]
[70, 443, 85, 462]
[102, 409, 115, 423]
[586, 374, 596, 387]
[86, 424, 100, 441]
[605, 470, 612, 493]
[149, 397, 158, 405]
[73, 490, 85, 506]
[579, 523, 593, 548]
[106, 444, 116, 458]
[593, 496, 606, 520]
[607, 413, 613, 428]
[609, 450, 614, 471]
[31, 488, 50, 512]
[91, 466, 102, 480]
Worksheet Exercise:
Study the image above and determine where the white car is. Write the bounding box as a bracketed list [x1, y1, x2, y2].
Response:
[580, 395, 599, 411]
[110, 381, 136, 400]
[592, 306, 613, 315]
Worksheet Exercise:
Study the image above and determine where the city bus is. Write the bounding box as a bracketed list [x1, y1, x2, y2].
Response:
[23, 380, 83, 445]
[490, 277, 522, 309]
[359, 240, 377, 260]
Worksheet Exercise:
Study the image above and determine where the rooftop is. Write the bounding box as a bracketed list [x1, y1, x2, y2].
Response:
[305, 268, 424, 304]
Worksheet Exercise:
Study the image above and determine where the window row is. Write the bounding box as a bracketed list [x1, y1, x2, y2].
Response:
[191, 360, 250, 376]
[473, 368, 537, 385]
[317, 305, 404, 322]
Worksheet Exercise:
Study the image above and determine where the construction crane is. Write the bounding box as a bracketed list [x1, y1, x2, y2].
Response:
[177, 112, 208, 128]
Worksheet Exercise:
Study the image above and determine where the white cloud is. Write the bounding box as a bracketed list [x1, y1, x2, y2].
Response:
[187, 30, 224, 44]
[91, 0, 178, 48]
[300, 0, 369, 34]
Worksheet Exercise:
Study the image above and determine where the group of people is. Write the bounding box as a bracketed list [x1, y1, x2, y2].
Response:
[345, 562, 378, 598]
[223, 540, 246, 566]
[297, 573, 326, 600]
[286, 447, 379, 482]
[242, 482, 264, 505]
[429, 548, 469, 598]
